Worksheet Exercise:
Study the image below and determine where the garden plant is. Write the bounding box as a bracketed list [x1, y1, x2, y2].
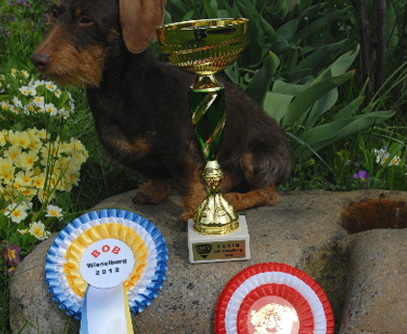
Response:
[1, 0, 407, 332]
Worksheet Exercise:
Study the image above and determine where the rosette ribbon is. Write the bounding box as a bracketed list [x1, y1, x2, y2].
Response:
[214, 263, 335, 334]
[45, 209, 168, 333]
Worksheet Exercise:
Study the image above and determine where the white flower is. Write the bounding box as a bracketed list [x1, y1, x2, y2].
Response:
[32, 96, 44, 107]
[31, 80, 44, 88]
[46, 204, 63, 218]
[5, 203, 29, 224]
[29, 221, 50, 240]
[19, 86, 30, 96]
[44, 103, 57, 115]
[1, 101, 10, 111]
[11, 97, 22, 107]
[373, 148, 401, 166]
[45, 81, 57, 92]
[27, 86, 37, 96]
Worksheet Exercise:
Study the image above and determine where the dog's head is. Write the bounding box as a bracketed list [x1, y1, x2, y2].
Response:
[31, 0, 167, 86]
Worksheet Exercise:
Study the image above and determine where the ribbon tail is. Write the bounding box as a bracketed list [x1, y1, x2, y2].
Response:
[80, 286, 90, 334]
[123, 284, 134, 334]
[80, 284, 134, 334]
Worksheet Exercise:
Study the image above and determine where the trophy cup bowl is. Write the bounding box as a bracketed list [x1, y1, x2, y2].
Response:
[157, 18, 248, 75]
[157, 18, 248, 237]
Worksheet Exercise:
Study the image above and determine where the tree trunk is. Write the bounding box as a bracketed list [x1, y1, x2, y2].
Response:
[351, 0, 374, 98]
[351, 0, 387, 99]
[373, 0, 386, 92]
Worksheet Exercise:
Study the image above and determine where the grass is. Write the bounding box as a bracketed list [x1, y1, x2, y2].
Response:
[1, 0, 407, 333]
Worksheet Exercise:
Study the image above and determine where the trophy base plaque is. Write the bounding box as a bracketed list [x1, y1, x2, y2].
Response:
[188, 215, 251, 264]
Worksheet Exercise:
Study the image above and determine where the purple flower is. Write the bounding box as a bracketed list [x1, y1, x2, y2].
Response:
[353, 170, 370, 181]
[5, 244, 20, 266]
[353, 170, 370, 188]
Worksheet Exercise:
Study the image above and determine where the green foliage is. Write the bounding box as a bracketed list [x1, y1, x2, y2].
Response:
[162, 0, 407, 192]
[0, 0, 407, 332]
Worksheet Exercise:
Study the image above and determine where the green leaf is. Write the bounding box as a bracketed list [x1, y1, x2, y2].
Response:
[272, 80, 308, 96]
[290, 40, 346, 81]
[295, 8, 349, 41]
[263, 91, 294, 125]
[315, 45, 359, 82]
[305, 88, 339, 128]
[297, 110, 395, 159]
[203, 0, 217, 18]
[182, 10, 195, 21]
[260, 16, 278, 44]
[276, 18, 299, 41]
[282, 71, 354, 126]
[245, 52, 280, 106]
[332, 96, 365, 121]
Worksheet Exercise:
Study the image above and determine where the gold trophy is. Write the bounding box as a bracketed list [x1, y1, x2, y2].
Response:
[158, 19, 251, 263]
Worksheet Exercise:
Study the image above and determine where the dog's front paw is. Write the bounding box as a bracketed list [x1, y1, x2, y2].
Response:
[178, 210, 194, 232]
[262, 186, 279, 206]
[133, 179, 171, 205]
[132, 191, 151, 205]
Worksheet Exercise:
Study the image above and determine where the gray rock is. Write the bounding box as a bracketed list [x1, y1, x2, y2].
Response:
[339, 229, 407, 334]
[9, 189, 407, 333]
[9, 237, 80, 334]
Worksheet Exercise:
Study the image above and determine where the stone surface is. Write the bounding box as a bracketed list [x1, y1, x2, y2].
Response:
[9, 189, 407, 333]
[339, 229, 407, 334]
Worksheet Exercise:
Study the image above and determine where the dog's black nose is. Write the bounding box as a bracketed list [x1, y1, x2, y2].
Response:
[31, 53, 50, 71]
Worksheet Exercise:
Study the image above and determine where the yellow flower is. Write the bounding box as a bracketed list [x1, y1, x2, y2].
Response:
[27, 137, 42, 151]
[1, 167, 15, 185]
[9, 131, 30, 149]
[0, 157, 13, 169]
[0, 129, 7, 143]
[21, 187, 36, 197]
[21, 70, 29, 79]
[15, 171, 33, 187]
[33, 173, 46, 189]
[15, 151, 37, 170]
[36, 129, 47, 140]
[12, 181, 21, 191]
[3, 146, 21, 162]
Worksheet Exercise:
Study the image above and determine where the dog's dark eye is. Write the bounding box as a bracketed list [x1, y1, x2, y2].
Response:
[78, 16, 93, 26]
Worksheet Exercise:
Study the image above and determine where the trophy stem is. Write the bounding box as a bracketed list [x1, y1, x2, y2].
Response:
[189, 75, 239, 235]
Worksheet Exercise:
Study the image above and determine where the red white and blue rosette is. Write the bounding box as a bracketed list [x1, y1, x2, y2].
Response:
[214, 263, 334, 334]
[44, 209, 168, 327]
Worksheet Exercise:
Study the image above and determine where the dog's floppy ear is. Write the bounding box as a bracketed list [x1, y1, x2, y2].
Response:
[119, 0, 167, 54]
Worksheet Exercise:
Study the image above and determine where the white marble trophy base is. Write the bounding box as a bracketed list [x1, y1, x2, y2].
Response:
[188, 215, 251, 264]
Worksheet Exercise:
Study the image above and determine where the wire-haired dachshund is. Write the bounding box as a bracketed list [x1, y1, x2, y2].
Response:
[31, 0, 291, 223]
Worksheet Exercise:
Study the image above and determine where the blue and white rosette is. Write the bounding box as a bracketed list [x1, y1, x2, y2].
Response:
[45, 209, 168, 333]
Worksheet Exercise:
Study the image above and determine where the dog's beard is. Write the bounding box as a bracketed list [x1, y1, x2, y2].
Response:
[34, 25, 107, 87]
[45, 43, 107, 87]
